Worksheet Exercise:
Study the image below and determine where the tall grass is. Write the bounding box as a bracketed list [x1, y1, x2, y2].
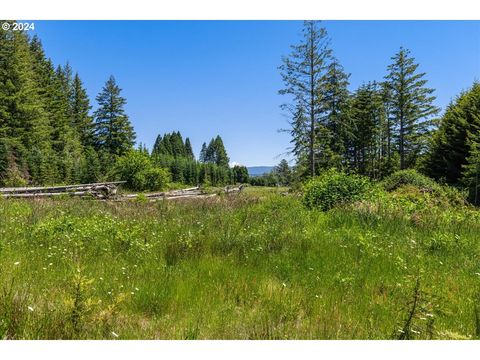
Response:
[0, 188, 479, 339]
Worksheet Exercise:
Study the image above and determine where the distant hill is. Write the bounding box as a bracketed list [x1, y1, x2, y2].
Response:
[247, 166, 274, 177]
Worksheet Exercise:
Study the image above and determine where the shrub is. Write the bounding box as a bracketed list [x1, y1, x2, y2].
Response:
[382, 170, 466, 206]
[114, 150, 171, 191]
[303, 169, 373, 211]
[143, 167, 170, 191]
[382, 170, 439, 192]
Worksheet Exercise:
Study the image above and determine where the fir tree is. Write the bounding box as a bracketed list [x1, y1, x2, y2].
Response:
[323, 58, 351, 168]
[279, 20, 332, 176]
[384, 47, 440, 169]
[199, 142, 207, 162]
[463, 139, 480, 205]
[185, 137, 194, 160]
[93, 75, 136, 157]
[71, 73, 94, 147]
[425, 82, 480, 184]
[213, 135, 229, 167]
[274, 159, 292, 185]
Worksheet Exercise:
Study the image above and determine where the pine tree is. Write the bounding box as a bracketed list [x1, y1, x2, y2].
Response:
[151, 134, 162, 157]
[205, 138, 215, 163]
[5, 29, 55, 184]
[463, 139, 480, 205]
[279, 20, 332, 176]
[323, 58, 351, 168]
[83, 145, 101, 183]
[274, 159, 292, 185]
[426, 82, 480, 184]
[185, 137, 194, 160]
[170, 131, 186, 158]
[71, 72, 94, 147]
[199, 142, 207, 162]
[94, 76, 136, 157]
[213, 135, 229, 167]
[348, 82, 389, 178]
[384, 47, 440, 169]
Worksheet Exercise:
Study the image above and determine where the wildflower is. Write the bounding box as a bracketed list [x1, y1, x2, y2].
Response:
[49, 263, 53, 266]
[135, 287, 139, 291]
[14, 261, 20, 265]
[111, 331, 119, 338]
[282, 282, 287, 287]
[411, 329, 420, 334]
[28, 306, 34, 312]
[131, 292, 134, 295]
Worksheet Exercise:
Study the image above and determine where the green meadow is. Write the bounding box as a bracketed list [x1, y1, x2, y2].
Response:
[1, 186, 479, 339]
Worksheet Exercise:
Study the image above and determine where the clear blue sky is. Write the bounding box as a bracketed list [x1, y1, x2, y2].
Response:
[29, 21, 480, 166]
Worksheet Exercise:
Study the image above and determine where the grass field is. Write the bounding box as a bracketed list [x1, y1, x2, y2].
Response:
[0, 187, 479, 339]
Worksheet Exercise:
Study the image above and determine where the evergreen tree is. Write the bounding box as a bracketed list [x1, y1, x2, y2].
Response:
[5, 29, 55, 184]
[213, 135, 229, 167]
[233, 165, 249, 184]
[323, 58, 351, 168]
[185, 137, 194, 160]
[199, 142, 207, 163]
[71, 72, 94, 147]
[151, 134, 162, 157]
[170, 131, 186, 158]
[93, 75, 136, 157]
[83, 145, 101, 183]
[463, 139, 480, 205]
[348, 82, 389, 178]
[279, 20, 332, 176]
[384, 47, 440, 169]
[425, 82, 480, 184]
[274, 159, 292, 185]
[205, 138, 216, 163]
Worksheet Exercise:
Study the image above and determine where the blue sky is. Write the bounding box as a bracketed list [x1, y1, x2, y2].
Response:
[29, 21, 480, 166]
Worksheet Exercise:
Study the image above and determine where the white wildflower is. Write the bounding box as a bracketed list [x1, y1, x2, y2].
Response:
[14, 261, 20, 265]
[111, 331, 119, 338]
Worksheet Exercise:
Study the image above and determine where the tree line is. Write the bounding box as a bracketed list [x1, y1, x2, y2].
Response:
[280, 21, 480, 203]
[0, 23, 248, 189]
[0, 23, 136, 186]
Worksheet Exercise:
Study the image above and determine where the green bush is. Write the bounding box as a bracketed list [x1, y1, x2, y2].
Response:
[303, 169, 373, 211]
[114, 150, 170, 191]
[382, 169, 439, 192]
[382, 170, 466, 206]
[143, 167, 170, 191]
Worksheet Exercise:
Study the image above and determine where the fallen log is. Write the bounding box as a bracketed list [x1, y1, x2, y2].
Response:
[0, 181, 125, 199]
[0, 191, 106, 199]
[0, 181, 125, 194]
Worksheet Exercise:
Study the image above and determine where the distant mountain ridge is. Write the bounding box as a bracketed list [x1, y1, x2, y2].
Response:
[247, 166, 274, 177]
